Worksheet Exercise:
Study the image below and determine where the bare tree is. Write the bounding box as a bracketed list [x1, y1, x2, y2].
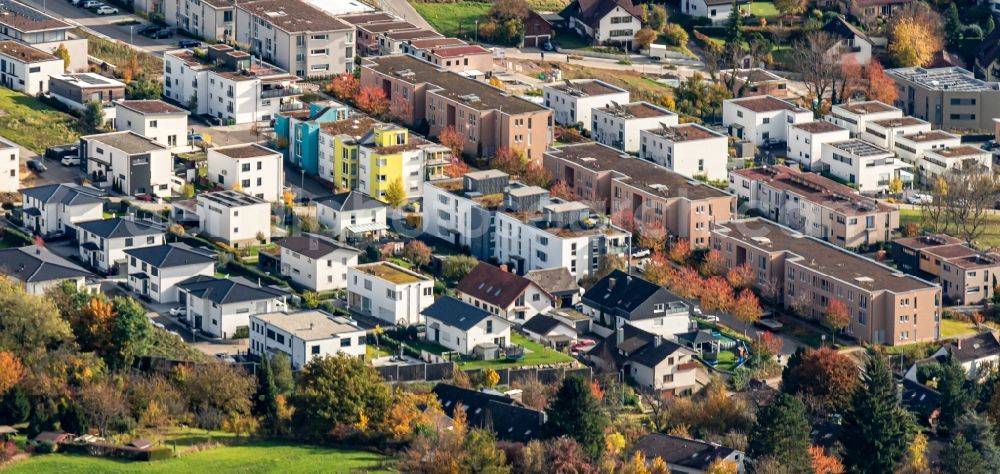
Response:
[788, 31, 839, 110]
[921, 175, 950, 234]
[943, 162, 1000, 245]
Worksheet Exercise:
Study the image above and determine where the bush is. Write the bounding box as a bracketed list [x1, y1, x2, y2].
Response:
[2, 226, 31, 247]
[148, 447, 173, 461]
[34, 441, 56, 454]
[233, 326, 249, 339]
[663, 23, 689, 47]
[730, 366, 753, 391]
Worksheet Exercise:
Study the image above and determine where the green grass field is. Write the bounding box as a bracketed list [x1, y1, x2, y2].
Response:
[407, 333, 574, 369]
[409, 1, 491, 39]
[0, 88, 82, 153]
[746, 2, 779, 17]
[899, 209, 1000, 248]
[941, 318, 977, 338]
[5, 441, 391, 474]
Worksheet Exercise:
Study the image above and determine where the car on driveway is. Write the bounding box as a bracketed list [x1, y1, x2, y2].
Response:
[178, 39, 201, 48]
[95, 5, 119, 14]
[45, 144, 79, 160]
[906, 193, 933, 205]
[149, 29, 174, 39]
[27, 159, 46, 173]
[138, 24, 162, 36]
[168, 306, 185, 316]
[60, 156, 80, 166]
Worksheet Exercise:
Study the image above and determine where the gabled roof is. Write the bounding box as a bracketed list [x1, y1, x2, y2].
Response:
[432, 383, 545, 443]
[422, 296, 499, 331]
[944, 332, 1000, 363]
[455, 262, 544, 309]
[560, 0, 643, 29]
[632, 433, 740, 471]
[177, 275, 287, 304]
[278, 235, 360, 259]
[314, 191, 386, 212]
[590, 324, 694, 369]
[821, 16, 870, 43]
[525, 267, 580, 296]
[582, 270, 679, 319]
[901, 378, 940, 424]
[20, 183, 105, 206]
[976, 25, 1000, 69]
[124, 243, 216, 268]
[76, 218, 163, 239]
[0, 245, 92, 283]
[521, 314, 573, 336]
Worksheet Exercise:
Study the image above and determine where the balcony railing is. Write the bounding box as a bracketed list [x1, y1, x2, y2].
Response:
[261, 86, 304, 99]
[279, 102, 305, 112]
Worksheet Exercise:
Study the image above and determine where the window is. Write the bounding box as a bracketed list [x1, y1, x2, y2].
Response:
[311, 345, 320, 354]
[125, 237, 133, 246]
[653, 303, 665, 313]
[486, 320, 493, 333]
[149, 120, 158, 128]
[340, 338, 351, 347]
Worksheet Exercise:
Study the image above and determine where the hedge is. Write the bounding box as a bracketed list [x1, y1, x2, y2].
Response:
[59, 442, 173, 461]
[3, 226, 32, 247]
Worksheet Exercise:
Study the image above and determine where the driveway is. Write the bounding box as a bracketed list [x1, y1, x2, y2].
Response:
[20, 147, 88, 189]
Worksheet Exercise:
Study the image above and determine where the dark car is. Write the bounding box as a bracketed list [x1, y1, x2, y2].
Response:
[149, 29, 174, 39]
[44, 144, 79, 160]
[178, 39, 201, 48]
[27, 159, 47, 173]
[138, 24, 161, 36]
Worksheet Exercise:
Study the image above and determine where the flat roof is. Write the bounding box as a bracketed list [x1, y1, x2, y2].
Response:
[646, 123, 723, 142]
[239, 0, 351, 33]
[500, 206, 626, 239]
[546, 142, 730, 201]
[894, 234, 965, 250]
[406, 37, 466, 49]
[0, 40, 55, 62]
[431, 44, 490, 58]
[931, 145, 988, 158]
[596, 101, 675, 120]
[733, 166, 893, 216]
[836, 100, 899, 115]
[716, 218, 936, 293]
[721, 68, 784, 83]
[546, 79, 627, 97]
[254, 311, 362, 341]
[828, 139, 892, 157]
[301, 0, 373, 16]
[197, 190, 266, 207]
[0, 0, 70, 32]
[793, 121, 847, 134]
[358, 20, 419, 33]
[354, 261, 431, 285]
[51, 73, 126, 89]
[870, 117, 927, 128]
[84, 131, 166, 154]
[212, 143, 279, 159]
[320, 116, 380, 137]
[385, 29, 442, 41]
[887, 66, 1000, 92]
[117, 100, 188, 115]
[728, 95, 805, 113]
[899, 130, 958, 143]
[340, 12, 395, 25]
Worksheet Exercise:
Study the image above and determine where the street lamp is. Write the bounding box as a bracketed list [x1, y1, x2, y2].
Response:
[300, 169, 305, 192]
[474, 20, 479, 44]
[130, 25, 135, 45]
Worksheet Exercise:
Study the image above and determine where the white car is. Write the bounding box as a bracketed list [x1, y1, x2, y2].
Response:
[60, 156, 80, 166]
[80, 0, 101, 7]
[95, 5, 118, 14]
[168, 306, 185, 316]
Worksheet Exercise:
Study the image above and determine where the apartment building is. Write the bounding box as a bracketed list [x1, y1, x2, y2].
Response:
[20, 183, 105, 237]
[177, 275, 288, 339]
[206, 143, 284, 202]
[858, 116, 930, 150]
[543, 143, 735, 247]
[235, 0, 355, 78]
[786, 121, 851, 170]
[360, 55, 553, 161]
[136, 0, 236, 42]
[278, 234, 360, 292]
[250, 311, 366, 369]
[0, 40, 61, 94]
[591, 101, 678, 153]
[729, 166, 899, 249]
[888, 66, 1000, 132]
[456, 262, 555, 325]
[892, 235, 1000, 306]
[422, 169, 512, 261]
[0, 136, 17, 192]
[274, 100, 350, 176]
[76, 217, 166, 274]
[638, 123, 728, 181]
[80, 131, 173, 197]
[402, 43, 492, 74]
[819, 139, 905, 193]
[712, 218, 941, 345]
[164, 45, 304, 125]
[892, 130, 961, 165]
[826, 100, 902, 136]
[346, 261, 433, 325]
[543, 79, 630, 130]
[196, 190, 271, 248]
[114, 100, 189, 151]
[317, 116, 379, 188]
[720, 68, 789, 97]
[125, 243, 217, 303]
[918, 145, 992, 185]
[722, 95, 813, 146]
[0, 0, 87, 71]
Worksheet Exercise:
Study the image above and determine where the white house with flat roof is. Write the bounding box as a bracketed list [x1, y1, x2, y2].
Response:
[639, 123, 728, 181]
[722, 95, 813, 146]
[80, 131, 173, 197]
[250, 310, 366, 369]
[134, 0, 236, 43]
[0, 40, 62, 95]
[114, 100, 189, 151]
[543, 79, 630, 130]
[892, 130, 961, 165]
[787, 121, 851, 170]
[0, 0, 88, 71]
[858, 116, 931, 150]
[0, 136, 18, 192]
[206, 143, 284, 202]
[196, 190, 271, 248]
[592, 101, 678, 153]
[347, 261, 434, 326]
[820, 139, 903, 193]
[918, 146, 992, 185]
[826, 100, 903, 136]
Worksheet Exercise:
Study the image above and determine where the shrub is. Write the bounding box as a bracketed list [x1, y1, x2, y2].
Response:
[148, 447, 173, 461]
[34, 441, 56, 454]
[233, 326, 249, 339]
[663, 24, 689, 47]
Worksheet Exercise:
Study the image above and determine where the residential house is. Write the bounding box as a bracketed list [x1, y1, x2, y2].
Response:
[455, 262, 555, 325]
[346, 261, 433, 325]
[930, 332, 1000, 379]
[712, 218, 942, 345]
[277, 234, 360, 292]
[639, 123, 729, 181]
[820, 16, 873, 65]
[681, 0, 744, 24]
[164, 44, 304, 125]
[422, 296, 512, 355]
[0, 136, 17, 192]
[19, 183, 105, 237]
[891, 235, 1000, 305]
[177, 275, 288, 339]
[521, 314, 577, 348]
[125, 243, 217, 303]
[406, 44, 492, 74]
[138, 0, 236, 42]
[722, 95, 813, 146]
[592, 101, 678, 153]
[250, 310, 366, 369]
[825, 100, 903, 136]
[844, 0, 914, 23]
[975, 26, 1000, 82]
[891, 130, 961, 165]
[235, 0, 355, 78]
[421, 169, 513, 261]
[525, 267, 582, 308]
[377, 29, 444, 57]
[360, 55, 553, 161]
[588, 324, 700, 394]
[728, 166, 899, 249]
[543, 142, 735, 247]
[0, 40, 62, 95]
[49, 73, 124, 126]
[581, 269, 691, 338]
[196, 190, 271, 248]
[543, 79, 630, 130]
[355, 20, 419, 57]
[522, 10, 554, 48]
[81, 131, 173, 197]
[858, 116, 931, 150]
[819, 139, 906, 193]
[76, 217, 166, 274]
[0, 245, 92, 294]
[786, 121, 851, 170]
[559, 0, 644, 50]
[720, 68, 789, 97]
[632, 433, 746, 474]
[431, 384, 545, 443]
[315, 191, 388, 240]
[114, 100, 189, 151]
[0, 0, 87, 71]
[917, 145, 992, 185]
[887, 66, 1000, 132]
[206, 143, 284, 202]
[273, 100, 350, 176]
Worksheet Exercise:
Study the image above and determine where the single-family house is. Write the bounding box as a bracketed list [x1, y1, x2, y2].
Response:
[432, 384, 545, 443]
[206, 144, 284, 202]
[315, 191, 388, 241]
[250, 310, 366, 369]
[932, 332, 1000, 379]
[682, 0, 745, 24]
[525, 267, 582, 308]
[278, 235, 361, 292]
[346, 261, 434, 326]
[125, 243, 216, 303]
[19, 183, 105, 238]
[114, 100, 189, 151]
[0, 40, 62, 95]
[81, 131, 173, 197]
[177, 275, 289, 339]
[521, 313, 577, 348]
[581, 270, 691, 338]
[821, 16, 873, 65]
[196, 190, 271, 248]
[422, 296, 513, 356]
[0, 245, 92, 294]
[76, 217, 166, 274]
[559, 0, 644, 50]
[632, 433, 746, 474]
[588, 324, 700, 394]
[455, 262, 555, 325]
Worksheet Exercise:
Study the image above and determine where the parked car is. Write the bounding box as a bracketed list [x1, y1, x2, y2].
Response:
[178, 39, 201, 48]
[755, 318, 784, 332]
[187, 131, 204, 142]
[168, 307, 185, 316]
[27, 159, 46, 172]
[94, 5, 119, 14]
[60, 156, 80, 166]
[138, 24, 162, 36]
[135, 193, 154, 202]
[80, 0, 101, 7]
[570, 339, 596, 353]
[149, 29, 174, 39]
[45, 143, 79, 160]
[906, 193, 933, 205]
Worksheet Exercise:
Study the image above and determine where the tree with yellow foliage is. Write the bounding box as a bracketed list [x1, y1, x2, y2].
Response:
[706, 458, 740, 474]
[889, 17, 943, 67]
[282, 190, 295, 207]
[0, 351, 23, 395]
[382, 389, 442, 440]
[484, 368, 500, 389]
[384, 178, 406, 208]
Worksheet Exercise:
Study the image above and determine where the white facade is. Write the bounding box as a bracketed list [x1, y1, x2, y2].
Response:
[196, 191, 272, 247]
[0, 1, 88, 71]
[424, 312, 513, 355]
[722, 95, 813, 146]
[591, 101, 678, 153]
[20, 184, 104, 237]
[786, 122, 851, 170]
[0, 137, 17, 192]
[179, 280, 288, 339]
[279, 236, 360, 292]
[346, 262, 434, 326]
[126, 251, 215, 303]
[918, 147, 992, 184]
[567, 5, 641, 47]
[638, 123, 728, 181]
[826, 101, 903, 136]
[206, 144, 284, 202]
[135, 0, 235, 42]
[77, 220, 165, 273]
[316, 195, 387, 239]
[892, 131, 961, 165]
[250, 311, 366, 369]
[0, 40, 63, 95]
[82, 131, 172, 197]
[858, 117, 931, 150]
[542, 79, 630, 130]
[114, 101, 189, 151]
[421, 179, 495, 261]
[629, 340, 699, 392]
[681, 0, 737, 24]
[820, 140, 900, 193]
[458, 283, 553, 325]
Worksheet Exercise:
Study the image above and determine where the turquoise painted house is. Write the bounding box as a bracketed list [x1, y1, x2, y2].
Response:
[274, 100, 349, 176]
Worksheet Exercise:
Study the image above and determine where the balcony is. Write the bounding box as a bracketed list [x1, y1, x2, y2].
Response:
[279, 102, 305, 112]
[261, 86, 304, 99]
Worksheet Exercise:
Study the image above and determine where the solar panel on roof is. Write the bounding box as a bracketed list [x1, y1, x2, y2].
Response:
[76, 74, 109, 85]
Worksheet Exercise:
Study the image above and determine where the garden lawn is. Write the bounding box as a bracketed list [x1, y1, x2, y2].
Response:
[4, 441, 391, 474]
[77, 29, 164, 79]
[0, 88, 81, 153]
[404, 334, 574, 369]
[899, 209, 1000, 248]
[941, 318, 977, 338]
[747, 2, 779, 17]
[409, 1, 490, 39]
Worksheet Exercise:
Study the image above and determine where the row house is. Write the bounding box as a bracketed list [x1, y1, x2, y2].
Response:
[892, 235, 1000, 306]
[542, 79, 630, 131]
[0, 0, 87, 71]
[712, 218, 941, 346]
[196, 190, 271, 248]
[917, 145, 992, 185]
[274, 100, 350, 176]
[786, 121, 851, 170]
[891, 130, 960, 165]
[638, 123, 729, 181]
[543, 142, 735, 247]
[825, 100, 902, 137]
[819, 139, 908, 193]
[858, 116, 930, 150]
[722, 95, 813, 146]
[591, 101, 678, 153]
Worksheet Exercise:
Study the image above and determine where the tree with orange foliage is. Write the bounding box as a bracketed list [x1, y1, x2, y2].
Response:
[643, 251, 675, 287]
[590, 380, 605, 401]
[823, 299, 850, 345]
[0, 351, 23, 395]
[437, 125, 463, 158]
[356, 85, 389, 118]
[754, 331, 783, 359]
[699, 277, 735, 314]
[783, 347, 860, 414]
[522, 161, 552, 187]
[810, 445, 845, 474]
[700, 249, 727, 277]
[78, 297, 116, 355]
[667, 238, 691, 264]
[836, 56, 863, 105]
[864, 59, 898, 104]
[492, 147, 527, 176]
[731, 289, 763, 336]
[671, 266, 703, 299]
[327, 73, 360, 100]
[611, 208, 638, 234]
[639, 225, 667, 252]
[549, 180, 574, 201]
[726, 262, 755, 290]
[444, 157, 470, 178]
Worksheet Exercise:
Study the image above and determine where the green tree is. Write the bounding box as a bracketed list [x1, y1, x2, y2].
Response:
[384, 178, 406, 208]
[126, 78, 163, 100]
[725, 0, 744, 45]
[442, 255, 479, 281]
[181, 361, 256, 430]
[54, 43, 70, 70]
[290, 354, 392, 439]
[181, 183, 196, 199]
[944, 3, 961, 48]
[255, 353, 279, 431]
[648, 4, 668, 30]
[941, 434, 990, 474]
[270, 352, 295, 395]
[544, 376, 608, 460]
[301, 291, 320, 309]
[747, 393, 813, 473]
[842, 352, 914, 474]
[58, 401, 88, 435]
[111, 296, 152, 368]
[82, 100, 106, 132]
[954, 412, 1000, 471]
[463, 429, 512, 474]
[938, 354, 972, 435]
[0, 276, 72, 364]
[0, 386, 30, 424]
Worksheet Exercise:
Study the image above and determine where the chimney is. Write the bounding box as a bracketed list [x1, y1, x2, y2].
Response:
[654, 335, 662, 347]
[616, 327, 624, 345]
[499, 264, 508, 272]
[309, 323, 314, 330]
[608, 277, 617, 291]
